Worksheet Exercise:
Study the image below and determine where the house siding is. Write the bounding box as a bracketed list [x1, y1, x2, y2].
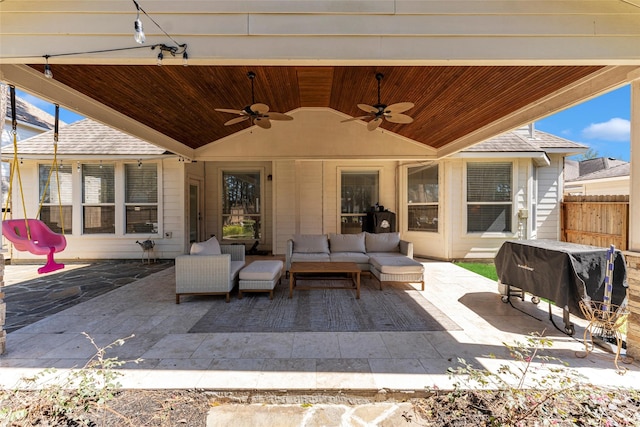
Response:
[5, 158, 186, 261]
[536, 154, 563, 240]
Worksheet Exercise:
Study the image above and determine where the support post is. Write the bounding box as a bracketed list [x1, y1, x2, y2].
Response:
[0, 253, 5, 355]
[625, 77, 640, 360]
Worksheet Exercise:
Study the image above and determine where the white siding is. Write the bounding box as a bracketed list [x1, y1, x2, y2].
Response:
[274, 160, 296, 254]
[4, 157, 186, 261]
[536, 154, 563, 240]
[297, 161, 324, 234]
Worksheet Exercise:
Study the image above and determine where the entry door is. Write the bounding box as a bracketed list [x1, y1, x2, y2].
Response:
[188, 180, 202, 243]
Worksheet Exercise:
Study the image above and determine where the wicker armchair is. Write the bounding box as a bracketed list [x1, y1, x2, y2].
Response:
[175, 244, 245, 303]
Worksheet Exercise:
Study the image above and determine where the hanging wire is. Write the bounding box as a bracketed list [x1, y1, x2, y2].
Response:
[132, 0, 185, 48]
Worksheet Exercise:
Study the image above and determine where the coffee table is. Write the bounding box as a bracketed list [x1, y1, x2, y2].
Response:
[288, 262, 361, 299]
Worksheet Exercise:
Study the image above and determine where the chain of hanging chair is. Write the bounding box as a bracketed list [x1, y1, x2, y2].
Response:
[2, 85, 65, 236]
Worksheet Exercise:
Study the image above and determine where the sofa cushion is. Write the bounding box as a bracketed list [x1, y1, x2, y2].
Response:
[330, 252, 370, 264]
[240, 260, 283, 281]
[291, 253, 331, 263]
[365, 232, 400, 253]
[190, 236, 221, 255]
[293, 234, 330, 254]
[369, 255, 424, 274]
[329, 232, 366, 253]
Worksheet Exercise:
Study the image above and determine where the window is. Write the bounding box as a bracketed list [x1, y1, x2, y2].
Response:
[467, 162, 512, 233]
[222, 171, 261, 241]
[38, 164, 72, 233]
[82, 164, 115, 234]
[407, 164, 438, 232]
[125, 163, 158, 234]
[341, 171, 379, 234]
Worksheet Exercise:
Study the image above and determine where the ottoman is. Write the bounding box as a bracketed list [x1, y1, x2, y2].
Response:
[238, 260, 283, 300]
[368, 256, 425, 291]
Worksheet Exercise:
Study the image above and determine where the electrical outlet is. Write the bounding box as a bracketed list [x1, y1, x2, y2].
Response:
[164, 231, 172, 238]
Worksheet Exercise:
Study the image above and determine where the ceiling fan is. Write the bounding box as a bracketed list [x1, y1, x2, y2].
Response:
[215, 71, 293, 129]
[342, 73, 415, 131]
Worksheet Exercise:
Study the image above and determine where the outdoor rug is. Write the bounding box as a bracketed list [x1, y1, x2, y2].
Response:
[189, 277, 461, 333]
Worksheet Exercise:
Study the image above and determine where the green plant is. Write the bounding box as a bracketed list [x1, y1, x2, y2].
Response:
[0, 333, 141, 426]
[417, 331, 640, 426]
[454, 261, 498, 281]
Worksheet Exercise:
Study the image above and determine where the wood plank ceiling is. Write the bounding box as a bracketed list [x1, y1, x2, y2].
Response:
[27, 64, 603, 151]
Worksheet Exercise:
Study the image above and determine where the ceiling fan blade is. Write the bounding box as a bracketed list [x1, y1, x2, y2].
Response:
[266, 112, 294, 121]
[224, 116, 250, 126]
[340, 116, 371, 123]
[385, 113, 414, 124]
[251, 103, 270, 114]
[367, 118, 382, 131]
[215, 108, 245, 115]
[357, 104, 378, 114]
[384, 102, 415, 114]
[254, 117, 272, 129]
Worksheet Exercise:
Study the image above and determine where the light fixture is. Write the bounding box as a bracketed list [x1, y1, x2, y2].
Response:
[156, 51, 163, 66]
[43, 55, 53, 79]
[138, 159, 142, 168]
[182, 50, 188, 66]
[77, 161, 80, 172]
[133, 0, 145, 44]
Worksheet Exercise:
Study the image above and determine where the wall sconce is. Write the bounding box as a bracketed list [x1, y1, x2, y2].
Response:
[267, 174, 273, 181]
[77, 161, 80, 172]
[138, 159, 142, 168]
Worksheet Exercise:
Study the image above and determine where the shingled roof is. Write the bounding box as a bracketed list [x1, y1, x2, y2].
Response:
[1, 118, 168, 156]
[566, 158, 630, 182]
[463, 126, 587, 153]
[4, 92, 59, 131]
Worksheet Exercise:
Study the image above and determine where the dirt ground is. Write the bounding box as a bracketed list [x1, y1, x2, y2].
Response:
[2, 386, 640, 426]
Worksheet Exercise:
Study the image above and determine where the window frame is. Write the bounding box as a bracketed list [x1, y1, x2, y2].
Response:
[37, 162, 73, 234]
[219, 168, 264, 243]
[407, 163, 439, 233]
[338, 167, 381, 234]
[81, 162, 116, 235]
[465, 161, 515, 236]
[124, 162, 159, 235]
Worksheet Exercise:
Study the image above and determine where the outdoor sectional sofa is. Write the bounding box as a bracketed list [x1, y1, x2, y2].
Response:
[175, 237, 245, 303]
[286, 232, 424, 290]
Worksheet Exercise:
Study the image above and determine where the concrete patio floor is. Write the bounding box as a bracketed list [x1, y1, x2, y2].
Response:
[1, 258, 639, 394]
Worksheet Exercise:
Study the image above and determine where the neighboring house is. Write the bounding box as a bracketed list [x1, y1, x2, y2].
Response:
[1, 114, 586, 262]
[564, 157, 630, 196]
[2, 90, 60, 202]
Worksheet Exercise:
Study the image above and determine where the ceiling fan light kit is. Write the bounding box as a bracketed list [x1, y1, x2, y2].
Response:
[215, 71, 294, 129]
[342, 72, 415, 131]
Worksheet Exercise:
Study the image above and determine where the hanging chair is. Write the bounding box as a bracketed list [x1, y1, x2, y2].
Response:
[2, 86, 67, 274]
[2, 219, 66, 273]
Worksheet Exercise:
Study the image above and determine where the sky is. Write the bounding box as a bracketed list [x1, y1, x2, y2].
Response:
[15, 85, 633, 162]
[536, 84, 631, 162]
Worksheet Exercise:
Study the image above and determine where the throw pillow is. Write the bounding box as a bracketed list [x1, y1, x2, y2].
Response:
[293, 234, 330, 253]
[365, 232, 400, 253]
[329, 233, 366, 253]
[190, 236, 222, 255]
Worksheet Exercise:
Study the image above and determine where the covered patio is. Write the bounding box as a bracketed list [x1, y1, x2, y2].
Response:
[2, 1, 640, 363]
[0, 260, 638, 391]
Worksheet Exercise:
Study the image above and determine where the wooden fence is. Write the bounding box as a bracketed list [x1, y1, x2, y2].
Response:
[561, 195, 629, 250]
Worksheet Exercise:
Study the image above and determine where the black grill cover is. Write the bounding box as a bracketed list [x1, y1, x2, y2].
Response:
[494, 239, 627, 318]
